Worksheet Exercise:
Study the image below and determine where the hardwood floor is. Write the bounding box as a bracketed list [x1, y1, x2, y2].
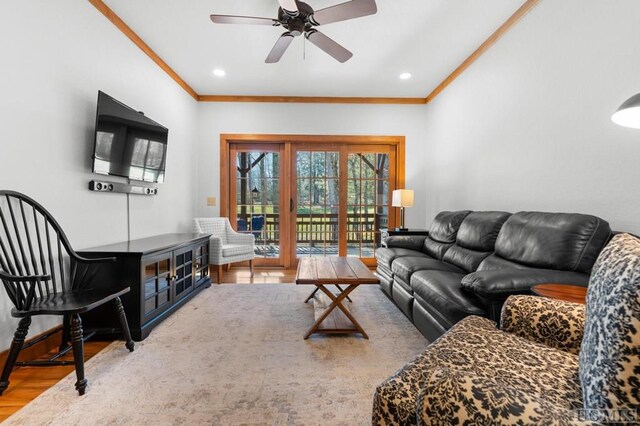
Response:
[0, 267, 294, 421]
[214, 266, 297, 284]
[0, 340, 111, 421]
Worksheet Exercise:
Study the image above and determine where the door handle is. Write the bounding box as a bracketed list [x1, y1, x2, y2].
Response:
[290, 198, 294, 212]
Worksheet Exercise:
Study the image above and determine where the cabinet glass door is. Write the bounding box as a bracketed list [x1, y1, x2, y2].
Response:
[174, 246, 194, 301]
[143, 255, 172, 319]
[194, 242, 210, 287]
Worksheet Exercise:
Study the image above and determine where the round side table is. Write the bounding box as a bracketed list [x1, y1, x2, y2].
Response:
[531, 284, 588, 305]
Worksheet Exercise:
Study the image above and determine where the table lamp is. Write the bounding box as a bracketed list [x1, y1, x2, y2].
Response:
[392, 189, 414, 231]
[612, 92, 640, 128]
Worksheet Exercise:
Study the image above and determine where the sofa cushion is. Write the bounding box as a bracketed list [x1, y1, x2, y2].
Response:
[494, 211, 611, 273]
[422, 210, 471, 259]
[376, 247, 427, 271]
[221, 244, 254, 257]
[416, 368, 586, 425]
[376, 268, 394, 296]
[501, 295, 586, 355]
[477, 253, 534, 271]
[393, 275, 413, 295]
[391, 257, 464, 284]
[441, 245, 491, 273]
[411, 271, 485, 318]
[456, 211, 511, 251]
[391, 282, 415, 320]
[372, 316, 583, 425]
[579, 233, 640, 420]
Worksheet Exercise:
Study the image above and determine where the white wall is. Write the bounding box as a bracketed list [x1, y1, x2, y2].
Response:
[3, 0, 638, 351]
[421, 0, 640, 234]
[0, 1, 198, 346]
[195, 103, 429, 227]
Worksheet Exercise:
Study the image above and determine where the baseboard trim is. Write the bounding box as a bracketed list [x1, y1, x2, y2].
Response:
[0, 325, 63, 367]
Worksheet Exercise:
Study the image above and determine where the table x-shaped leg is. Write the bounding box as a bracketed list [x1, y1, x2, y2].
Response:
[304, 285, 353, 303]
[303, 284, 368, 340]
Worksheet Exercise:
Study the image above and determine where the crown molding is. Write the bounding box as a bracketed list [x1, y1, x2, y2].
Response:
[88, 0, 199, 100]
[425, 0, 540, 103]
[88, 0, 540, 105]
[198, 95, 427, 104]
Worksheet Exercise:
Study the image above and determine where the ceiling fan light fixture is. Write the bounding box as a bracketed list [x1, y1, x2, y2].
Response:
[209, 0, 378, 64]
[399, 72, 412, 80]
[212, 69, 226, 77]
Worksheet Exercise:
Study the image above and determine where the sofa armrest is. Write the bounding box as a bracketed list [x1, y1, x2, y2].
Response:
[208, 236, 224, 264]
[416, 368, 592, 425]
[500, 295, 585, 354]
[385, 235, 427, 250]
[461, 268, 589, 299]
[227, 231, 255, 245]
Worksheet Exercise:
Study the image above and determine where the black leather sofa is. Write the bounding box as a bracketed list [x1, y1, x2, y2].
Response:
[376, 210, 612, 341]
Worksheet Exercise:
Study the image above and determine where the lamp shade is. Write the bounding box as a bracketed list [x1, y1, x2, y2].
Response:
[612, 92, 640, 129]
[392, 189, 414, 208]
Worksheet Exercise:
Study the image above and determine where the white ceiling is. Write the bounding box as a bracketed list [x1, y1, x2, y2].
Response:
[104, 0, 525, 97]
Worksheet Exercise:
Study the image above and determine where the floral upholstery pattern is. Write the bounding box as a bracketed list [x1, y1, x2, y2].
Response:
[416, 369, 596, 426]
[579, 233, 640, 421]
[372, 315, 586, 425]
[501, 295, 586, 355]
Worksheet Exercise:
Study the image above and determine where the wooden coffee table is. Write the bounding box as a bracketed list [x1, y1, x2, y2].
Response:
[531, 284, 588, 304]
[296, 257, 379, 339]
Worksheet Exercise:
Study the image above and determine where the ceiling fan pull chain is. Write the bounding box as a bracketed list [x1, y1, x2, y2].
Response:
[303, 35, 306, 60]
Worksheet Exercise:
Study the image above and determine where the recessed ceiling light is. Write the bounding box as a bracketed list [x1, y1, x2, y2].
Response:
[213, 69, 226, 77]
[399, 72, 412, 80]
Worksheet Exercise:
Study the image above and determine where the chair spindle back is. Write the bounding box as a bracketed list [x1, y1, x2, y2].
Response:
[0, 191, 91, 311]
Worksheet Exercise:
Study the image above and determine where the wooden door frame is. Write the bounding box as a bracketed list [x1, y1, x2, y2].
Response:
[220, 134, 406, 268]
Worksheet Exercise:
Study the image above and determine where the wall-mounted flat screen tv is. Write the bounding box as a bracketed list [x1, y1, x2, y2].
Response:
[92, 91, 168, 183]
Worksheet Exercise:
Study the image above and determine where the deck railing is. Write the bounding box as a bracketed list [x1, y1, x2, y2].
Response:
[237, 213, 387, 244]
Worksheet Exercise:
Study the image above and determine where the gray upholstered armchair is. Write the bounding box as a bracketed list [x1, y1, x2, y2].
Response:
[193, 217, 255, 283]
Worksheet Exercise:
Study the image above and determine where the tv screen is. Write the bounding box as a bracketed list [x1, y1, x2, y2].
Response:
[92, 91, 168, 183]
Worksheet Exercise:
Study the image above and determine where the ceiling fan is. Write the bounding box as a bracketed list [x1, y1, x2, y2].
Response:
[210, 0, 377, 63]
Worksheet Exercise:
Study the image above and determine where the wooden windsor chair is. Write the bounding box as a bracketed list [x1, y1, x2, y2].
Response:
[0, 190, 134, 396]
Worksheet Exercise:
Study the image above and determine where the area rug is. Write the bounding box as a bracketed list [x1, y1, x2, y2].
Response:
[5, 284, 427, 425]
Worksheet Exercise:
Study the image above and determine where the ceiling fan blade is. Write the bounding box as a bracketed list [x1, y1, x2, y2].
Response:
[266, 32, 295, 63]
[277, 0, 299, 14]
[210, 14, 280, 26]
[306, 30, 353, 63]
[310, 0, 377, 26]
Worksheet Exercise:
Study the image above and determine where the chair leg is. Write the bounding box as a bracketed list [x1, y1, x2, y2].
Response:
[113, 297, 135, 352]
[69, 314, 87, 396]
[60, 314, 70, 351]
[0, 317, 31, 396]
[249, 259, 254, 277]
[216, 265, 223, 284]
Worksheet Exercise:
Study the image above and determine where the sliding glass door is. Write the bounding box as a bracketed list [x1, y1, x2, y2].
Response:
[229, 144, 284, 266]
[294, 149, 340, 257]
[290, 144, 396, 266]
[223, 136, 403, 268]
[345, 147, 393, 259]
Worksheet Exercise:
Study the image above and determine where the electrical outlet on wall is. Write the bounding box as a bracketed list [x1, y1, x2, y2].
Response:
[206, 197, 216, 206]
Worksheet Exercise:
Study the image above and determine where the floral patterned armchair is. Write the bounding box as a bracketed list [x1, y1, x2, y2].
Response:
[373, 233, 640, 425]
